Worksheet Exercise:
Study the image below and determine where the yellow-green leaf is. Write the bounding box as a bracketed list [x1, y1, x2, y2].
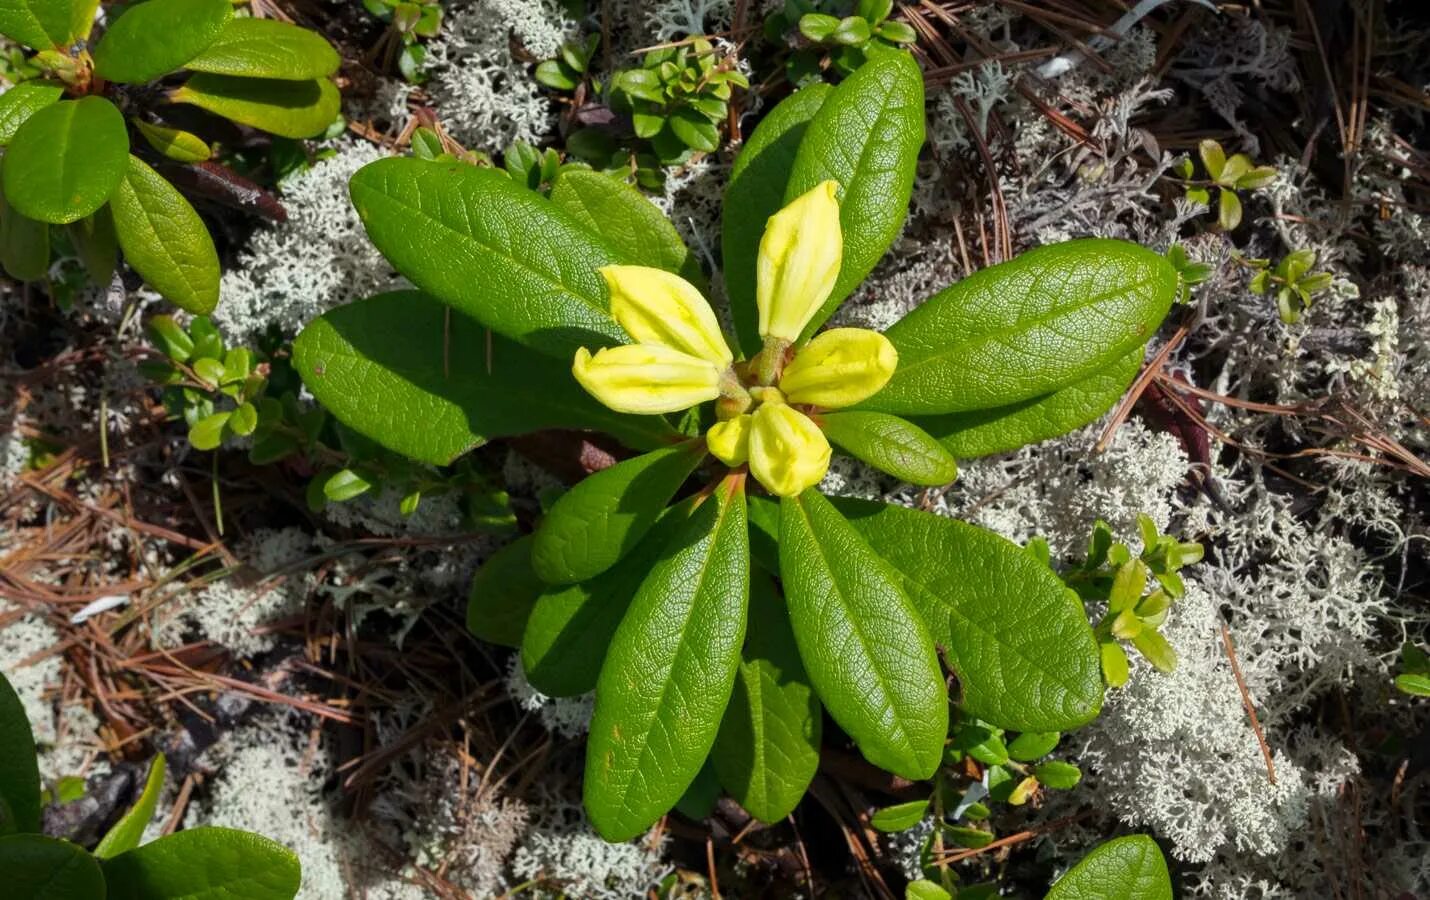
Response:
[92, 0, 232, 84]
[2, 96, 128, 224]
[134, 120, 211, 163]
[185, 16, 339, 81]
[172, 73, 339, 139]
[110, 155, 220, 313]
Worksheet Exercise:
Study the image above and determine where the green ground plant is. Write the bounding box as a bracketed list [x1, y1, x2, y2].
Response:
[0, 0, 340, 312]
[0, 668, 300, 899]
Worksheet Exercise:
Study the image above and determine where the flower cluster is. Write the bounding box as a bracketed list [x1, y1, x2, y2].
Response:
[572, 181, 897, 496]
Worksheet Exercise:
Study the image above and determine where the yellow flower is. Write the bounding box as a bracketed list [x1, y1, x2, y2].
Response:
[706, 414, 751, 466]
[572, 344, 721, 414]
[600, 265, 732, 366]
[749, 401, 832, 497]
[757, 180, 843, 343]
[780, 328, 897, 407]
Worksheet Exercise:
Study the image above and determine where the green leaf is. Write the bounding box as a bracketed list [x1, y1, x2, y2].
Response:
[584, 482, 749, 841]
[669, 107, 719, 152]
[1197, 139, 1225, 180]
[0, 80, 63, 145]
[535, 59, 577, 90]
[102, 827, 300, 900]
[866, 239, 1176, 415]
[1396, 673, 1430, 697]
[869, 798, 929, 833]
[1006, 731, 1059, 762]
[522, 502, 695, 697]
[227, 401, 257, 436]
[818, 410, 957, 485]
[133, 120, 211, 163]
[912, 350, 1140, 457]
[530, 442, 704, 585]
[0, 833, 105, 898]
[549, 168, 704, 287]
[464, 536, 543, 648]
[292, 291, 676, 466]
[185, 16, 339, 80]
[322, 468, 371, 502]
[1044, 834, 1172, 900]
[0, 669, 41, 834]
[779, 490, 946, 779]
[110, 155, 220, 313]
[1100, 640, 1129, 687]
[1033, 760, 1081, 789]
[67, 206, 117, 285]
[1217, 188, 1242, 231]
[710, 573, 822, 823]
[723, 82, 832, 356]
[350, 157, 628, 358]
[0, 189, 50, 282]
[838, 499, 1104, 732]
[783, 50, 924, 342]
[93, 0, 232, 83]
[187, 411, 229, 450]
[907, 880, 953, 900]
[145, 315, 193, 361]
[1131, 627, 1177, 673]
[2, 96, 128, 224]
[0, 0, 82, 49]
[173, 74, 339, 139]
[94, 754, 165, 859]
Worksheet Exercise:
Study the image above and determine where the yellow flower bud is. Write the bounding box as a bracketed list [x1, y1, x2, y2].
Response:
[600, 265, 733, 366]
[779, 327, 898, 408]
[572, 344, 721, 415]
[749, 402, 831, 497]
[756, 180, 843, 342]
[706, 414, 752, 466]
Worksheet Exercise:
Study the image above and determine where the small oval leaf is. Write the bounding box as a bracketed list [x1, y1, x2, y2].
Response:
[818, 410, 958, 485]
[0, 833, 105, 899]
[869, 798, 929, 833]
[1044, 834, 1172, 900]
[101, 826, 301, 900]
[184, 16, 340, 80]
[530, 442, 705, 585]
[173, 73, 339, 139]
[0, 80, 64, 145]
[134, 120, 211, 163]
[93, 0, 232, 83]
[110, 155, 220, 313]
[584, 482, 749, 841]
[865, 239, 1176, 415]
[2, 96, 128, 224]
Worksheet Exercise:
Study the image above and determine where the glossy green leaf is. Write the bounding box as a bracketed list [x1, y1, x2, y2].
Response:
[0, 669, 41, 834]
[0, 81, 63, 144]
[2, 96, 127, 224]
[913, 350, 1140, 458]
[723, 82, 832, 356]
[102, 827, 300, 900]
[0, 189, 50, 282]
[522, 501, 695, 697]
[818, 410, 958, 485]
[0, 0, 81, 49]
[67, 206, 117, 285]
[465, 536, 543, 648]
[710, 573, 822, 823]
[907, 880, 953, 900]
[866, 239, 1176, 415]
[1044, 834, 1172, 900]
[350, 157, 628, 357]
[110, 155, 220, 313]
[93, 0, 231, 83]
[838, 500, 1104, 732]
[869, 798, 929, 832]
[133, 120, 211, 163]
[1034, 760, 1081, 789]
[94, 754, 165, 859]
[173, 74, 339, 139]
[292, 291, 676, 466]
[1006, 731, 1059, 762]
[0, 833, 105, 899]
[784, 50, 924, 342]
[530, 443, 704, 585]
[584, 483, 749, 841]
[549, 168, 703, 287]
[779, 490, 946, 780]
[185, 16, 339, 80]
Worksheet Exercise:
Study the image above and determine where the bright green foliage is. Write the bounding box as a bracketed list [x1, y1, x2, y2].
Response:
[1165, 243, 1211, 304]
[867, 239, 1175, 414]
[2, 96, 127, 224]
[173, 74, 340, 139]
[93, 755, 166, 859]
[133, 120, 212, 163]
[548, 168, 704, 287]
[103, 828, 301, 900]
[584, 481, 749, 841]
[871, 799, 930, 833]
[534, 33, 598, 91]
[818, 410, 958, 485]
[773, 0, 920, 83]
[710, 575, 822, 823]
[186, 17, 341, 80]
[780, 490, 946, 779]
[360, 0, 442, 83]
[1176, 138, 1276, 231]
[0, 80, 62, 143]
[1396, 642, 1430, 698]
[0, 0, 89, 51]
[1247, 248, 1335, 324]
[92, 0, 231, 83]
[110, 155, 220, 314]
[1044, 834, 1172, 899]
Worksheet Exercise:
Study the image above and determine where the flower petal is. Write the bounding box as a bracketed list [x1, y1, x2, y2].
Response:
[756, 179, 843, 342]
[749, 403, 831, 497]
[706, 414, 752, 466]
[780, 327, 897, 408]
[572, 344, 721, 415]
[601, 265, 733, 366]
